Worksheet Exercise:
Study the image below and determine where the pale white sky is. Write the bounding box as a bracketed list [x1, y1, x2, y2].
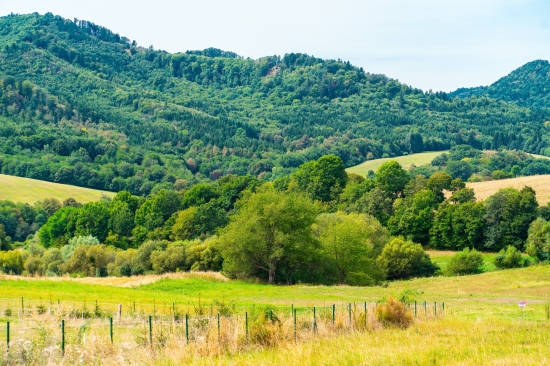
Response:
[1, 0, 549, 92]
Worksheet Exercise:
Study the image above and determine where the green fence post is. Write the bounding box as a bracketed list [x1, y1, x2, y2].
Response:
[245, 312, 248, 342]
[434, 302, 437, 316]
[293, 308, 297, 343]
[424, 301, 427, 315]
[61, 320, 65, 356]
[291, 304, 293, 317]
[185, 314, 189, 344]
[313, 307, 317, 334]
[6, 321, 9, 350]
[414, 301, 417, 317]
[133, 302, 136, 313]
[148, 316, 153, 347]
[332, 304, 335, 325]
[109, 317, 113, 343]
[442, 302, 445, 314]
[217, 313, 220, 339]
[348, 303, 352, 328]
[364, 302, 367, 328]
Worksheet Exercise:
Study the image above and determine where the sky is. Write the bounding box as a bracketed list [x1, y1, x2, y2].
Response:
[1, 0, 549, 92]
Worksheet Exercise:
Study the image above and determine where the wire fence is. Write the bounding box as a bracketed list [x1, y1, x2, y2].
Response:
[0, 297, 447, 357]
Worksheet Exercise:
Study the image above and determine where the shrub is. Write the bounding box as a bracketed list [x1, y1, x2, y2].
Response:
[446, 248, 484, 275]
[376, 237, 439, 280]
[494, 246, 527, 269]
[376, 295, 414, 329]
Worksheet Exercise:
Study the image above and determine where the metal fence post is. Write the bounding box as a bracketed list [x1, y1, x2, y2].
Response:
[245, 312, 248, 342]
[148, 315, 153, 347]
[109, 317, 113, 343]
[364, 302, 367, 328]
[185, 314, 189, 344]
[414, 301, 417, 317]
[61, 320, 65, 356]
[6, 321, 9, 350]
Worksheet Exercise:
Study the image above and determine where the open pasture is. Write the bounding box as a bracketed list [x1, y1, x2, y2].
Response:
[345, 151, 448, 176]
[0, 174, 115, 204]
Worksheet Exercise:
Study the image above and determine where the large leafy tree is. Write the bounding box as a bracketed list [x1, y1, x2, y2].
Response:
[313, 212, 387, 285]
[292, 154, 347, 202]
[430, 198, 486, 250]
[388, 189, 438, 245]
[484, 187, 538, 250]
[375, 161, 411, 200]
[75, 202, 110, 242]
[219, 185, 318, 284]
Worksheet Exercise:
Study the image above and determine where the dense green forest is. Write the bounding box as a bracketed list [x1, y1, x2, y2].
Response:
[0, 13, 549, 194]
[2, 149, 550, 284]
[450, 60, 550, 109]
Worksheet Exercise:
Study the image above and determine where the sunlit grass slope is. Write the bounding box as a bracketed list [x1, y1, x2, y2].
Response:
[346, 151, 448, 176]
[0, 173, 115, 204]
[467, 174, 550, 205]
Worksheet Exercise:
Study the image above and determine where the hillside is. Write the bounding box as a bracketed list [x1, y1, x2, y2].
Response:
[467, 174, 550, 205]
[0, 173, 114, 204]
[0, 13, 549, 195]
[451, 60, 550, 109]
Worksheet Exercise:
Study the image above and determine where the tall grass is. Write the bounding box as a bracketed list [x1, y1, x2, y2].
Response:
[0, 300, 427, 365]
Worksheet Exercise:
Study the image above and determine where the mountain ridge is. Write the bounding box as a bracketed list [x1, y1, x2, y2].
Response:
[0, 12, 548, 195]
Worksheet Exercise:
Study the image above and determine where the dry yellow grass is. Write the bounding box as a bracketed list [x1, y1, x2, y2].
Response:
[0, 271, 227, 288]
[467, 175, 550, 205]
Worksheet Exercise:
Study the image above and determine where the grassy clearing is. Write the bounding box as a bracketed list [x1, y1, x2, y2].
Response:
[428, 250, 499, 272]
[0, 265, 549, 319]
[0, 174, 115, 204]
[346, 151, 448, 176]
[467, 174, 550, 205]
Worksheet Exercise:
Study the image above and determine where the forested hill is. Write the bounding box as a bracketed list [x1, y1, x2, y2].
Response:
[450, 60, 550, 109]
[0, 12, 549, 195]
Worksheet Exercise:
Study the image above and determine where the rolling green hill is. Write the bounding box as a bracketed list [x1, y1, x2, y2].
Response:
[0, 12, 548, 196]
[0, 173, 114, 204]
[450, 60, 550, 108]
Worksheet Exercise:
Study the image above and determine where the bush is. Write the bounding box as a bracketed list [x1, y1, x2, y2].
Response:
[376, 237, 439, 280]
[376, 295, 414, 329]
[446, 248, 484, 275]
[494, 246, 527, 269]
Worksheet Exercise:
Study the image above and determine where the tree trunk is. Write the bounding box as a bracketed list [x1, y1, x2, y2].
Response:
[268, 263, 276, 284]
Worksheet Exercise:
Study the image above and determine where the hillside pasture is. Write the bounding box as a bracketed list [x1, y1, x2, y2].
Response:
[0, 173, 115, 204]
[346, 151, 448, 176]
[467, 175, 550, 205]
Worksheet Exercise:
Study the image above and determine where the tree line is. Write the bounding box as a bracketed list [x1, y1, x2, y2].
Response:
[1, 151, 549, 284]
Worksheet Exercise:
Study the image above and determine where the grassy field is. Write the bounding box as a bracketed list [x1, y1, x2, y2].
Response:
[0, 174, 115, 204]
[0, 263, 548, 319]
[467, 174, 550, 205]
[1, 263, 550, 364]
[346, 151, 448, 176]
